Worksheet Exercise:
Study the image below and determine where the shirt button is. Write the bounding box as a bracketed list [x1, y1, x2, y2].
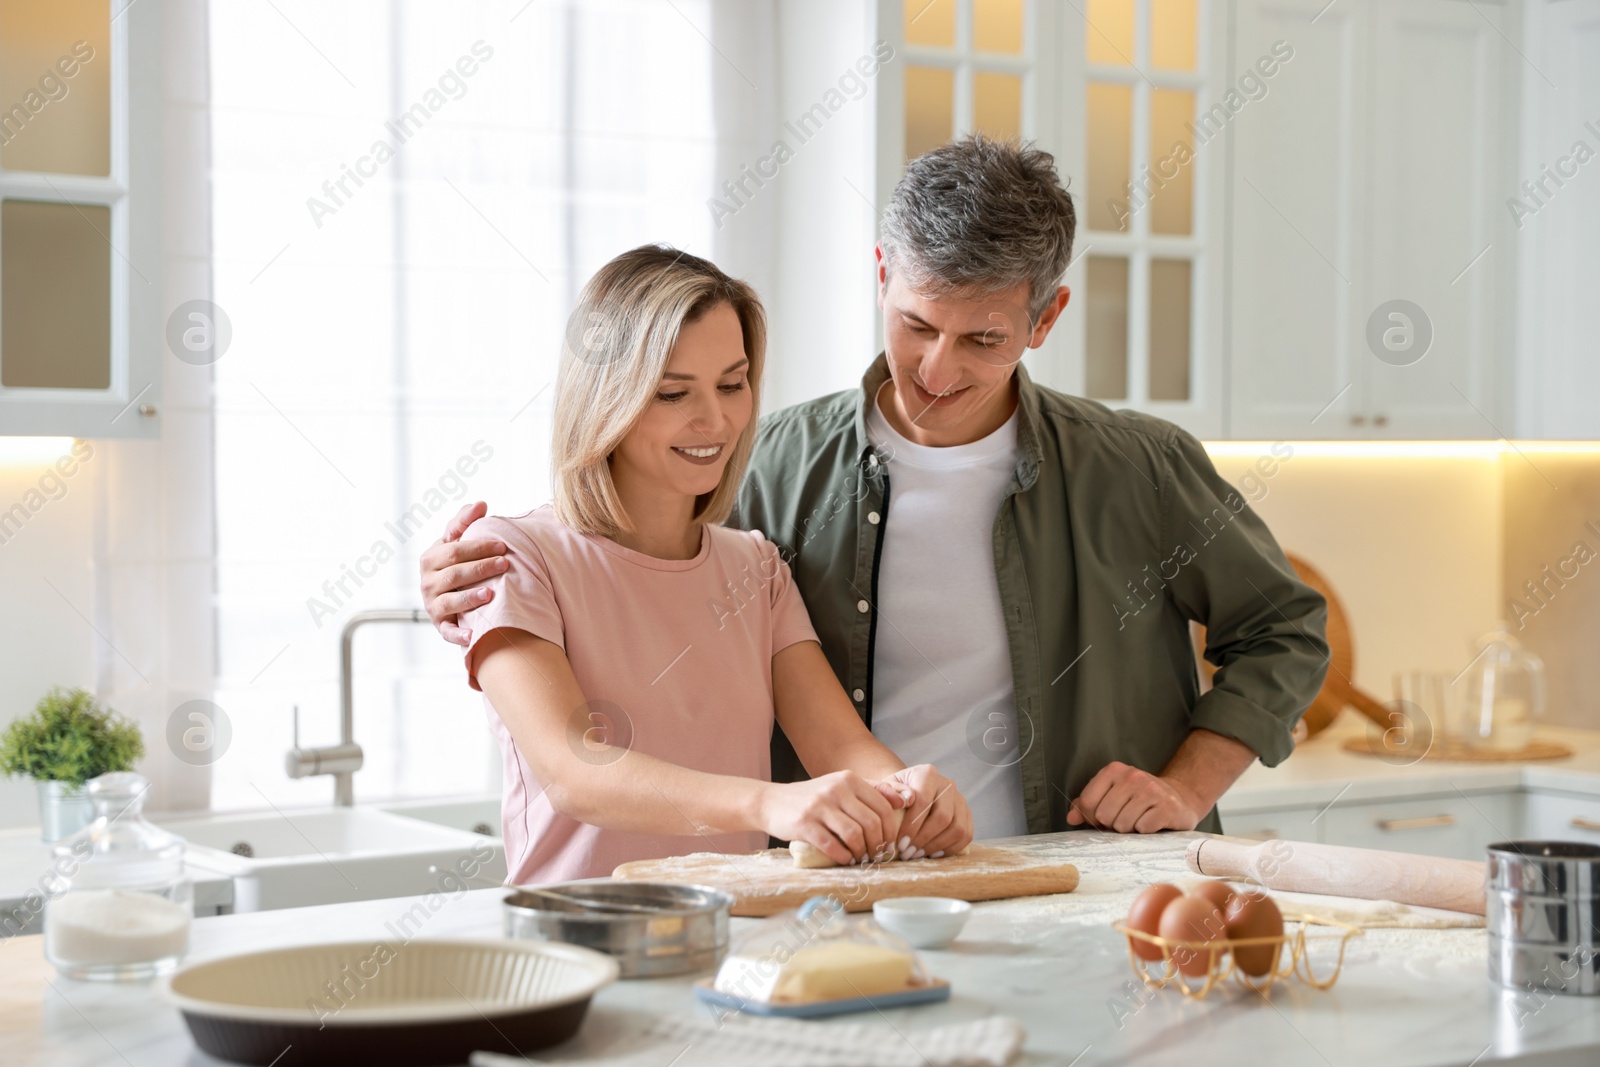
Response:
[867, 511, 880, 524]
[856, 599, 869, 614]
[852, 688, 865, 702]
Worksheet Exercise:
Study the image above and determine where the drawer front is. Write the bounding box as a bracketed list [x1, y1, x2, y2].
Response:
[1321, 793, 1519, 861]
[1522, 791, 1600, 845]
[1217, 807, 1323, 843]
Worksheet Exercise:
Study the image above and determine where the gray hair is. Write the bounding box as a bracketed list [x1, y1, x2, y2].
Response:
[879, 135, 1076, 320]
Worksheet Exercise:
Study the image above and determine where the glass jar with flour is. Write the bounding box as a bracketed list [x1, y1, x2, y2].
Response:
[44, 772, 191, 980]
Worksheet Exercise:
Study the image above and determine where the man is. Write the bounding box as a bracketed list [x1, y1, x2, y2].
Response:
[421, 135, 1328, 838]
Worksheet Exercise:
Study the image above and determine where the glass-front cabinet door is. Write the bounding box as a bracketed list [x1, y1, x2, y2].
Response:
[876, 0, 1531, 440]
[876, 0, 1225, 439]
[0, 0, 160, 438]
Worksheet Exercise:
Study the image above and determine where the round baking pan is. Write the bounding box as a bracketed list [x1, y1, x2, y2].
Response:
[503, 880, 732, 978]
[165, 938, 618, 1066]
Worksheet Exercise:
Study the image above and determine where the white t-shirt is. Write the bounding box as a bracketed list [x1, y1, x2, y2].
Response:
[865, 387, 1028, 841]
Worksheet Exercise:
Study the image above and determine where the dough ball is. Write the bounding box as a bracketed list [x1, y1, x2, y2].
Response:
[789, 840, 838, 868]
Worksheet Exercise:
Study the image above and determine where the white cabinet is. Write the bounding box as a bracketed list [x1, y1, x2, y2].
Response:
[1522, 790, 1600, 845]
[1225, 0, 1364, 439]
[1227, 0, 1514, 440]
[1224, 786, 1600, 863]
[1361, 0, 1513, 439]
[1217, 805, 1323, 843]
[1320, 792, 1521, 862]
[1510, 1, 1600, 438]
[879, 0, 1540, 440]
[1220, 788, 1524, 860]
[0, 1, 162, 439]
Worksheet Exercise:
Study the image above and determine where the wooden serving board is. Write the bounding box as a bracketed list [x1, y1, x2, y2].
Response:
[611, 845, 1080, 917]
[1342, 736, 1573, 762]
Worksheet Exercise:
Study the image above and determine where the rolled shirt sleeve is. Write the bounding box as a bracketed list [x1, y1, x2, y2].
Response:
[1159, 433, 1330, 766]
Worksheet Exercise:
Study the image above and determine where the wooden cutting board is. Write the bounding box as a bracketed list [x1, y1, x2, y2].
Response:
[0, 935, 50, 1054]
[1196, 553, 1389, 741]
[611, 845, 1080, 917]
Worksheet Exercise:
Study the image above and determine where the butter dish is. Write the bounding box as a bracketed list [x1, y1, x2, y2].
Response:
[697, 895, 948, 1018]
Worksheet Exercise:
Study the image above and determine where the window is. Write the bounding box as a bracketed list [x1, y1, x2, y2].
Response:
[206, 0, 730, 810]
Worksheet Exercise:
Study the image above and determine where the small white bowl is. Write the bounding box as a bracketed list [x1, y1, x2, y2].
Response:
[873, 897, 972, 949]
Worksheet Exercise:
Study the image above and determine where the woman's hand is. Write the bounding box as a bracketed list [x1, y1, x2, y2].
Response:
[884, 764, 974, 859]
[758, 771, 905, 866]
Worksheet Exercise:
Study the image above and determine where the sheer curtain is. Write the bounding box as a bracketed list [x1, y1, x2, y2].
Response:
[206, 0, 777, 809]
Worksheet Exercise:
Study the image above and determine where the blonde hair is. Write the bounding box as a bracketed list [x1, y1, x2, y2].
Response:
[551, 244, 767, 538]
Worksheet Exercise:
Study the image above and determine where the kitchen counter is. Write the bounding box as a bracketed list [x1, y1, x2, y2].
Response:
[1221, 717, 1600, 812]
[8, 829, 1600, 1067]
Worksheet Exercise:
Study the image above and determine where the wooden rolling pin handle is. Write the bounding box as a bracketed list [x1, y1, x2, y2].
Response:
[1328, 674, 1400, 731]
[1186, 837, 1487, 916]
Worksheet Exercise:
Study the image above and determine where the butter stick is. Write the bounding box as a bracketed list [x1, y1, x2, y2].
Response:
[770, 943, 913, 1002]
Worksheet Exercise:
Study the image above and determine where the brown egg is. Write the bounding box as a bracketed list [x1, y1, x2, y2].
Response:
[1225, 892, 1285, 977]
[1126, 883, 1184, 962]
[1190, 879, 1235, 912]
[1158, 896, 1227, 977]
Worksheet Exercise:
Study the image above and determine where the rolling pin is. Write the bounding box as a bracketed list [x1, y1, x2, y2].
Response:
[1187, 837, 1486, 915]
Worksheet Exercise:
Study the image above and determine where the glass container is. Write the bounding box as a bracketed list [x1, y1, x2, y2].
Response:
[1463, 624, 1546, 752]
[43, 772, 191, 980]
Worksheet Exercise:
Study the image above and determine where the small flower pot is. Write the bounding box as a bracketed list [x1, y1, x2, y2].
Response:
[38, 780, 93, 842]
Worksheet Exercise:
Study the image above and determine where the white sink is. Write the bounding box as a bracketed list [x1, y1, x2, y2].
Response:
[159, 807, 506, 912]
[381, 795, 501, 838]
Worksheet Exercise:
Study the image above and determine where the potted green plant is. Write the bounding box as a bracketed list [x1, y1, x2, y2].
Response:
[1, 688, 145, 841]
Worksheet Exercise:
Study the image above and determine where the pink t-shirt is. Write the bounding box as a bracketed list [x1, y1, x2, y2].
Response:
[460, 506, 818, 884]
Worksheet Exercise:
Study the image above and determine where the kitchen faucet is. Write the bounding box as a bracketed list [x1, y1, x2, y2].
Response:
[284, 608, 429, 806]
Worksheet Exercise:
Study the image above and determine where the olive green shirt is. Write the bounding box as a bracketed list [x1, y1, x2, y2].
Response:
[729, 355, 1329, 835]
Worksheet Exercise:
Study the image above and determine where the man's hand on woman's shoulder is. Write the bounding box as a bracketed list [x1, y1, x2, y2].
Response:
[420, 500, 510, 646]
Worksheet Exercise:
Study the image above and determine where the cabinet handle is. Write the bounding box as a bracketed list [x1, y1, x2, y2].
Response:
[1350, 415, 1367, 426]
[1571, 817, 1600, 833]
[1377, 814, 1457, 831]
[1239, 830, 1279, 841]
[1373, 414, 1389, 427]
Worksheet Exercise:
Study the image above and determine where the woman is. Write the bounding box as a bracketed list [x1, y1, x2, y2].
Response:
[460, 244, 973, 884]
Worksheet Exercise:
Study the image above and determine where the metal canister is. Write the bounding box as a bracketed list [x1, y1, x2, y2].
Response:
[1485, 841, 1600, 995]
[503, 880, 732, 979]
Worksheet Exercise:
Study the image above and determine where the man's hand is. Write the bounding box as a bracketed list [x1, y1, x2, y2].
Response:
[1066, 761, 1206, 833]
[884, 764, 974, 859]
[419, 501, 509, 646]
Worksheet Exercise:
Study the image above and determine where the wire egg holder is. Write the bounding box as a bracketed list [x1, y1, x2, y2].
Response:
[1110, 912, 1363, 998]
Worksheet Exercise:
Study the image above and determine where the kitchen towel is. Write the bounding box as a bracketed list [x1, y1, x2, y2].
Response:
[470, 1013, 1025, 1067]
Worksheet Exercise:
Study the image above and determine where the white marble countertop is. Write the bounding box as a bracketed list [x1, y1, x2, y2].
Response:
[1220, 715, 1600, 812]
[8, 829, 1600, 1067]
